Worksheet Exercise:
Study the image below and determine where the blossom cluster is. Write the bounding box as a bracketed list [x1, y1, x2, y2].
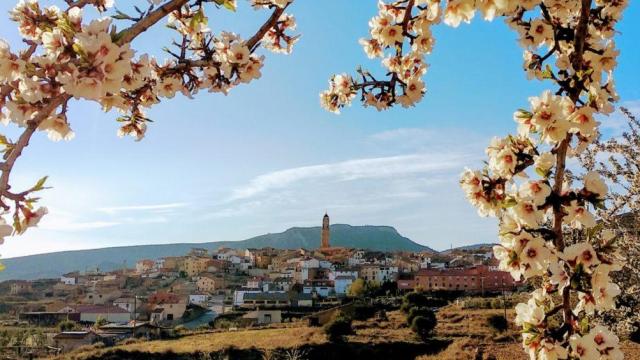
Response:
[0, 0, 297, 249]
[323, 0, 628, 359]
[320, 0, 433, 113]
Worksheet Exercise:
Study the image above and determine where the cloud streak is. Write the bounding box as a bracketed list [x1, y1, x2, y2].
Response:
[229, 152, 472, 201]
[97, 202, 189, 215]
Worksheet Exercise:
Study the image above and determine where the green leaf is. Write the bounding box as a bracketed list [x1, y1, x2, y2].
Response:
[541, 64, 554, 79]
[214, 0, 236, 11]
[31, 176, 49, 192]
[502, 197, 518, 208]
[13, 213, 22, 235]
[535, 167, 550, 178]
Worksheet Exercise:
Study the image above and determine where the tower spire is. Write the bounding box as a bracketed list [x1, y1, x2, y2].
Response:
[321, 212, 330, 249]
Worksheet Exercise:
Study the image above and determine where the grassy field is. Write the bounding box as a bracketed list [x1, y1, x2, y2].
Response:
[56, 305, 640, 360]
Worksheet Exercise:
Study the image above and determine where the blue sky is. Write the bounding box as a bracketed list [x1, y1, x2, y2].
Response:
[1, 1, 639, 258]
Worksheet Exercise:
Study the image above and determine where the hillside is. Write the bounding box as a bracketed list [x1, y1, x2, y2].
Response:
[0, 224, 432, 281]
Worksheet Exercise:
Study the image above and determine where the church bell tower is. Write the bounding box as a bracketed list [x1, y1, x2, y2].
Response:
[321, 212, 330, 248]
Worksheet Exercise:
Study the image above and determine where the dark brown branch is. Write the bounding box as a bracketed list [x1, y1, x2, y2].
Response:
[116, 0, 191, 46]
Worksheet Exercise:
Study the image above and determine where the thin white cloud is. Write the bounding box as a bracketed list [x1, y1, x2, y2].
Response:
[229, 152, 471, 201]
[39, 209, 121, 232]
[97, 202, 188, 215]
[41, 220, 121, 231]
[369, 128, 434, 142]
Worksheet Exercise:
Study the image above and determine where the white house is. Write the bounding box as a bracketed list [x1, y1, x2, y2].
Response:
[376, 266, 399, 283]
[233, 288, 262, 307]
[61, 305, 131, 323]
[348, 251, 366, 266]
[189, 294, 208, 305]
[300, 258, 320, 269]
[330, 269, 358, 280]
[302, 280, 334, 298]
[334, 276, 355, 295]
[154, 258, 165, 270]
[216, 250, 237, 261]
[113, 298, 136, 312]
[60, 274, 77, 285]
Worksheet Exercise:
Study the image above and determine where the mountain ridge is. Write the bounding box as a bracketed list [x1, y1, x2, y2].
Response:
[0, 224, 436, 281]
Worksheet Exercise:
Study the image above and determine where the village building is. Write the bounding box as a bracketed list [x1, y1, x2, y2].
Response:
[189, 247, 208, 257]
[412, 265, 517, 293]
[135, 259, 155, 274]
[84, 288, 122, 305]
[182, 257, 210, 277]
[58, 305, 131, 323]
[10, 281, 33, 295]
[150, 299, 187, 323]
[188, 294, 208, 305]
[241, 292, 290, 309]
[196, 273, 223, 293]
[303, 279, 334, 298]
[113, 297, 137, 312]
[98, 321, 162, 340]
[60, 272, 79, 285]
[241, 309, 282, 325]
[360, 265, 399, 283]
[53, 331, 98, 352]
[161, 256, 182, 270]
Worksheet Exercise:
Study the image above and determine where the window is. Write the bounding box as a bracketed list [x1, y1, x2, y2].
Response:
[264, 314, 272, 323]
[167, 314, 174, 320]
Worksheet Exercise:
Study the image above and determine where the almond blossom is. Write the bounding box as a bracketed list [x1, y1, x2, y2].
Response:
[0, 0, 300, 270]
[322, 0, 627, 358]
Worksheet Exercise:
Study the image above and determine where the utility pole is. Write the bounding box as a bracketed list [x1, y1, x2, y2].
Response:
[502, 278, 507, 320]
[133, 295, 137, 329]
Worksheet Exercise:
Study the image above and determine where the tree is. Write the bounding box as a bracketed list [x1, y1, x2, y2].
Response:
[410, 313, 436, 341]
[58, 319, 78, 332]
[406, 306, 433, 326]
[346, 278, 366, 298]
[323, 315, 352, 343]
[94, 315, 108, 328]
[0, 0, 298, 263]
[323, 0, 627, 358]
[578, 107, 640, 337]
[401, 291, 429, 313]
[487, 314, 508, 333]
[347, 278, 379, 298]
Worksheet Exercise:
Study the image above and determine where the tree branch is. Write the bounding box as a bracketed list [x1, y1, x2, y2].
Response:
[247, 5, 288, 50]
[0, 95, 71, 197]
[115, 0, 190, 46]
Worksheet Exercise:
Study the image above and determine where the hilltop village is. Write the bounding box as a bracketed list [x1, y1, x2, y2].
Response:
[0, 214, 519, 354]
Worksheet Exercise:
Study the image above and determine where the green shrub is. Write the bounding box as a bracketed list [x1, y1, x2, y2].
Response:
[58, 320, 78, 332]
[401, 292, 429, 313]
[487, 314, 508, 332]
[351, 304, 377, 321]
[406, 306, 435, 326]
[324, 316, 353, 342]
[411, 313, 437, 341]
